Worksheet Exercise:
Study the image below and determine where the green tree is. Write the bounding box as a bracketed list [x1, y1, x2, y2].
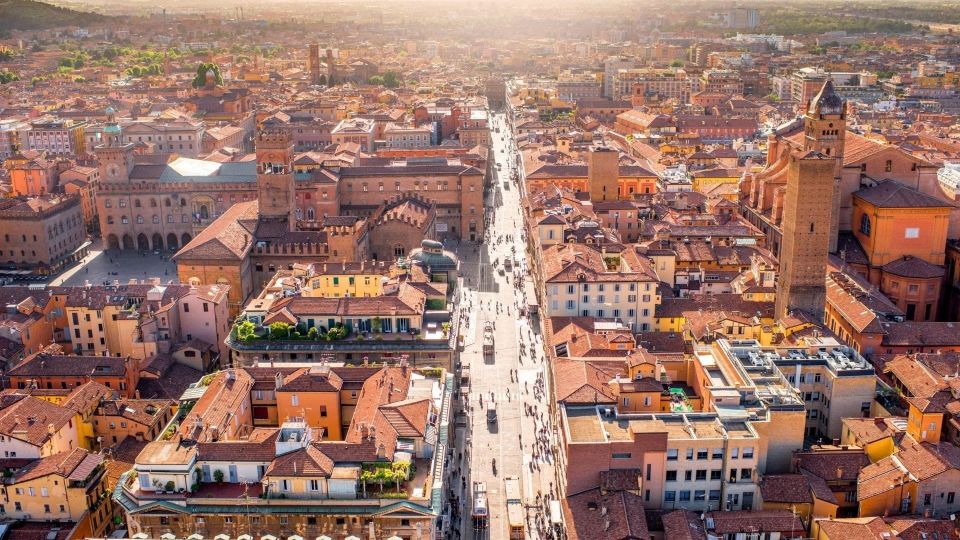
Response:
[191, 62, 223, 88]
[268, 322, 291, 339]
[670, 59, 684, 68]
[235, 320, 256, 341]
[368, 75, 385, 86]
[382, 71, 400, 88]
[0, 49, 13, 61]
[0, 70, 18, 84]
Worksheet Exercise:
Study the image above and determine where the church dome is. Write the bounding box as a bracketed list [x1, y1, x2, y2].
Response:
[409, 239, 458, 271]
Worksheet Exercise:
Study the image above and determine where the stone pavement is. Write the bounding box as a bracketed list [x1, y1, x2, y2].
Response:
[49, 239, 178, 287]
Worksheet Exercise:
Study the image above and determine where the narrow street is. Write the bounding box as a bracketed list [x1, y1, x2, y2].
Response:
[448, 112, 562, 540]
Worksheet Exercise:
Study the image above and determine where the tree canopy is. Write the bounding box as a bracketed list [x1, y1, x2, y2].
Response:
[191, 62, 223, 88]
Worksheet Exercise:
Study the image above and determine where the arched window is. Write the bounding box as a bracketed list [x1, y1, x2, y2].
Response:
[134, 199, 141, 208]
[860, 214, 871, 236]
[150, 199, 157, 207]
[137, 215, 144, 224]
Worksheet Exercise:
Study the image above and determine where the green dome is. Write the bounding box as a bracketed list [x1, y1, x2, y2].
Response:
[104, 123, 121, 134]
[409, 239, 458, 271]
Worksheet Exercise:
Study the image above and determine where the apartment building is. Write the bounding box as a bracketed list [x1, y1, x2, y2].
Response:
[554, 338, 807, 513]
[86, 118, 205, 158]
[113, 363, 453, 539]
[658, 416, 761, 511]
[331, 118, 375, 152]
[0, 195, 88, 275]
[0, 394, 79, 459]
[561, 409, 763, 512]
[701, 69, 745, 96]
[383, 123, 432, 149]
[62, 283, 230, 360]
[8, 350, 140, 399]
[229, 278, 453, 367]
[603, 56, 638, 98]
[298, 261, 393, 298]
[91, 399, 175, 447]
[20, 119, 87, 156]
[614, 68, 690, 103]
[0, 118, 29, 160]
[769, 340, 875, 441]
[0, 448, 113, 537]
[457, 109, 490, 148]
[541, 243, 661, 331]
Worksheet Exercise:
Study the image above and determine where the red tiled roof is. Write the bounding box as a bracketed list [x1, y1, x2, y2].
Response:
[564, 488, 649, 540]
[704, 510, 804, 534]
[854, 180, 952, 209]
[759, 474, 812, 504]
[264, 444, 333, 477]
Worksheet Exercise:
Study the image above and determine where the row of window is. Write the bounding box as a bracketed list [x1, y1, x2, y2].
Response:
[665, 468, 752, 482]
[0, 501, 66, 513]
[667, 447, 754, 460]
[353, 181, 476, 192]
[561, 282, 651, 294]
[664, 490, 721, 502]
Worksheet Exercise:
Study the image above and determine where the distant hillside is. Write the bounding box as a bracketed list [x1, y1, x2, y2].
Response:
[0, 0, 105, 32]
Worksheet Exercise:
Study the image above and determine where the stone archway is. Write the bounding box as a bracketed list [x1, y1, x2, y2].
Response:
[107, 234, 120, 250]
[181, 233, 192, 247]
[137, 233, 149, 251]
[122, 234, 135, 250]
[151, 233, 163, 251]
[167, 233, 179, 251]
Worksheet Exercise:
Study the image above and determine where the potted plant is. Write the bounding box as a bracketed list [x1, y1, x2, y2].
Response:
[164, 480, 175, 493]
[213, 469, 224, 483]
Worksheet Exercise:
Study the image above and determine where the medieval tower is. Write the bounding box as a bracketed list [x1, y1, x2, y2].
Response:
[775, 80, 846, 322]
[256, 129, 296, 229]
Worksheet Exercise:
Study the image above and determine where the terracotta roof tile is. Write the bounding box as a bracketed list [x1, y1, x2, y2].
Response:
[564, 488, 649, 540]
[854, 180, 952, 209]
[759, 474, 812, 504]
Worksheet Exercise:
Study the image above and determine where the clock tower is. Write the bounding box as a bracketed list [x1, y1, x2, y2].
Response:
[256, 129, 296, 229]
[94, 106, 135, 183]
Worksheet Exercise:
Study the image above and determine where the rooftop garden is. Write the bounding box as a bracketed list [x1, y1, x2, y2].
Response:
[359, 461, 413, 498]
[233, 320, 352, 343]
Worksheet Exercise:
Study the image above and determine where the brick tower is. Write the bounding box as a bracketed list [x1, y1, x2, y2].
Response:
[775, 81, 846, 322]
[256, 129, 296, 229]
[309, 44, 321, 84]
[801, 79, 847, 253]
[587, 145, 619, 202]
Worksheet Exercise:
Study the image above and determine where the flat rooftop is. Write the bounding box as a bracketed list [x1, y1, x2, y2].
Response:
[565, 407, 757, 444]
